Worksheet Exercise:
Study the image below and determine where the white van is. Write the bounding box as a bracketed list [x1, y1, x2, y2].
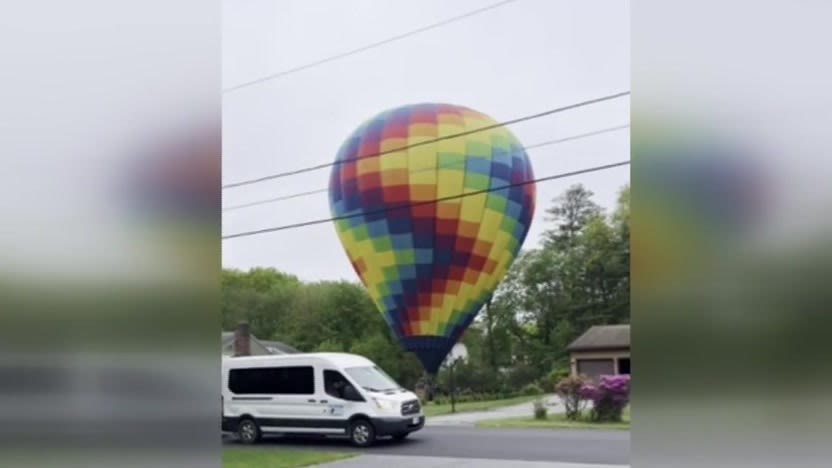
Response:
[221, 353, 425, 447]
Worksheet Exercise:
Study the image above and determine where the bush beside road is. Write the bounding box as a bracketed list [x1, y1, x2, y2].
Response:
[477, 406, 630, 430]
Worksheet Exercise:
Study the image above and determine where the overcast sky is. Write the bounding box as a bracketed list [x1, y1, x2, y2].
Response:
[222, 0, 630, 281]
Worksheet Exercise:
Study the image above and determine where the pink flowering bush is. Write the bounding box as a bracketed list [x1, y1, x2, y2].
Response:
[555, 375, 591, 421]
[581, 374, 630, 422]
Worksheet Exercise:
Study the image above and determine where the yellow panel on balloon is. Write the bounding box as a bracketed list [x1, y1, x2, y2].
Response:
[407, 145, 437, 185]
[436, 168, 464, 198]
[459, 192, 487, 223]
[479, 210, 502, 237]
[436, 135, 467, 155]
[356, 153, 380, 176]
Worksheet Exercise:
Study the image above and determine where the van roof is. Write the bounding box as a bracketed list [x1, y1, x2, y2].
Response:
[222, 352, 375, 368]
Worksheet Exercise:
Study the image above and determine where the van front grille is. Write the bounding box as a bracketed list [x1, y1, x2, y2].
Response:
[401, 399, 421, 416]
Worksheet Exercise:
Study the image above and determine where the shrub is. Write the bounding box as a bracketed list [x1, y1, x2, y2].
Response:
[506, 363, 538, 390]
[533, 399, 548, 420]
[555, 374, 591, 421]
[545, 366, 571, 389]
[583, 374, 630, 422]
[521, 383, 544, 396]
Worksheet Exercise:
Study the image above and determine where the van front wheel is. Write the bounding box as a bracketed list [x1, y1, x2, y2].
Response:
[348, 419, 376, 447]
[236, 418, 261, 445]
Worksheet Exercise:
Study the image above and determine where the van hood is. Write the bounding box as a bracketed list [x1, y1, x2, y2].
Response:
[363, 388, 418, 402]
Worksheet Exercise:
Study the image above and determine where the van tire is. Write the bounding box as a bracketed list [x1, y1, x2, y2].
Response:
[236, 417, 261, 445]
[348, 418, 376, 447]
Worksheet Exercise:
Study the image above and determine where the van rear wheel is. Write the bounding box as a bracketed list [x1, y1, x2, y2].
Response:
[236, 418, 261, 445]
[348, 419, 376, 447]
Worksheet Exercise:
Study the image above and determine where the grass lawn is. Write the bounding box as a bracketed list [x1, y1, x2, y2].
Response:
[476, 406, 630, 430]
[222, 448, 355, 468]
[423, 395, 542, 417]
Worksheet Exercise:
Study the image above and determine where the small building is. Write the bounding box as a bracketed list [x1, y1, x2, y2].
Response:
[567, 324, 630, 382]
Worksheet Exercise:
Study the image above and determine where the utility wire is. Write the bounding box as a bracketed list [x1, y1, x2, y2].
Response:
[222, 160, 630, 240]
[223, 123, 629, 212]
[222, 91, 630, 189]
[223, 0, 521, 94]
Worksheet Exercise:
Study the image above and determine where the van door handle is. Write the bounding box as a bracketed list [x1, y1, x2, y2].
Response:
[320, 399, 328, 404]
[307, 399, 316, 403]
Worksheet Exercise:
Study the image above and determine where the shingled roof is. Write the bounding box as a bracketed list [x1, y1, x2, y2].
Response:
[567, 324, 630, 352]
[260, 339, 300, 354]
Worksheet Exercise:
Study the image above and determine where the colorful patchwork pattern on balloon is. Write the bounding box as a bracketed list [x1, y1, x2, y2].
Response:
[329, 103, 535, 374]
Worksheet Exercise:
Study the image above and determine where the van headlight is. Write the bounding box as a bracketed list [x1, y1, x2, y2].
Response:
[372, 398, 397, 411]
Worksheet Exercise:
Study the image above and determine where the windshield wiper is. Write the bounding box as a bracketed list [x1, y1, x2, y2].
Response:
[363, 386, 382, 392]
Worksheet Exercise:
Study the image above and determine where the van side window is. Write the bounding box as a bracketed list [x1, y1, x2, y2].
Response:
[324, 370, 361, 401]
[228, 366, 314, 395]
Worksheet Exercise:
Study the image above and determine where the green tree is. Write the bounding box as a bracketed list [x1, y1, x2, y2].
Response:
[543, 184, 602, 249]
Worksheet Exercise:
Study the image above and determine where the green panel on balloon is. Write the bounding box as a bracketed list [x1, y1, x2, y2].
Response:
[394, 249, 415, 264]
[352, 224, 370, 242]
[464, 173, 491, 191]
[438, 152, 466, 171]
[465, 141, 492, 158]
[371, 236, 392, 252]
[486, 194, 508, 213]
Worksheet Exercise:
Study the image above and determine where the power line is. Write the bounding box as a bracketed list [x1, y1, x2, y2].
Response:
[223, 123, 629, 212]
[223, 0, 521, 94]
[222, 91, 630, 189]
[222, 160, 630, 240]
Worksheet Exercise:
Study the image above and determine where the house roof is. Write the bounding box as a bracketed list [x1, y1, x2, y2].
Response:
[260, 340, 300, 354]
[221, 332, 298, 354]
[567, 324, 630, 352]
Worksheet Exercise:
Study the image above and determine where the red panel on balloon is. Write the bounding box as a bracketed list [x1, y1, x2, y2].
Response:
[381, 123, 409, 140]
[436, 219, 458, 235]
[358, 139, 380, 158]
[410, 109, 438, 125]
[383, 184, 410, 204]
[454, 236, 476, 252]
[409, 203, 434, 220]
[448, 266, 466, 282]
[468, 254, 487, 271]
[358, 172, 382, 190]
[340, 160, 357, 180]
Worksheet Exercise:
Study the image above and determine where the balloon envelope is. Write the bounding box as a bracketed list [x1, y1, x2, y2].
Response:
[328, 103, 535, 374]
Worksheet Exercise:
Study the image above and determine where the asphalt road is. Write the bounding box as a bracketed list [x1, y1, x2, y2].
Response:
[223, 426, 630, 465]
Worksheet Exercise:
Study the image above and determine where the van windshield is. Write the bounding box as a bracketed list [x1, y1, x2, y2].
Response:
[344, 366, 401, 392]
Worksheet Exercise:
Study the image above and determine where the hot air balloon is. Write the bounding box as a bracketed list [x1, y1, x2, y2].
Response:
[328, 103, 535, 375]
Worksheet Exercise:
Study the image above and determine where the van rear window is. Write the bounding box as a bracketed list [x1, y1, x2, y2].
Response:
[228, 366, 314, 394]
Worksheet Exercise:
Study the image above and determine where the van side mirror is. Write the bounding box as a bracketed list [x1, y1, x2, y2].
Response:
[342, 384, 363, 402]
